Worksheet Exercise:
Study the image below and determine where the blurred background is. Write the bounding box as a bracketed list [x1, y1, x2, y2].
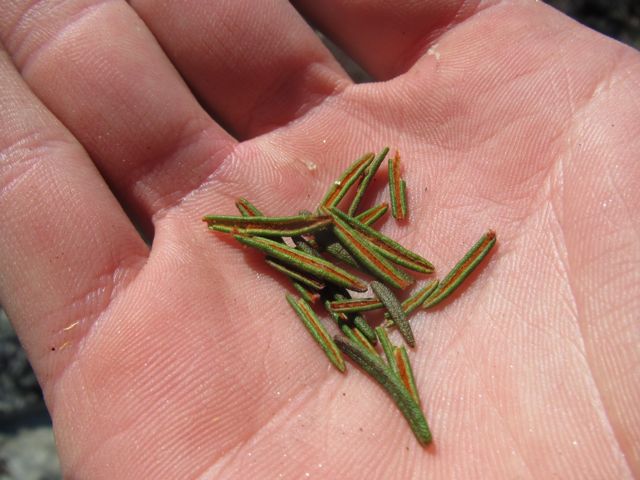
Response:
[1, 2, 638, 478]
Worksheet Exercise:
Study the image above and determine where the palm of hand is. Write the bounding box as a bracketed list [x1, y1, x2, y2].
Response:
[0, 1, 638, 478]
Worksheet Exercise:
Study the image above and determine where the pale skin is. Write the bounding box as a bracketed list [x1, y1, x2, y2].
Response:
[0, 0, 638, 478]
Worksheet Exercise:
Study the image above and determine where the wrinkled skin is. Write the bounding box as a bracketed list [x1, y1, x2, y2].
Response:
[0, 1, 638, 478]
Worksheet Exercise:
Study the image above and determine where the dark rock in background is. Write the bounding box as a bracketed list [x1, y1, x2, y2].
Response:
[0, 2, 637, 478]
[1, 309, 61, 480]
[547, 0, 640, 49]
[0, 311, 44, 421]
[0, 421, 61, 480]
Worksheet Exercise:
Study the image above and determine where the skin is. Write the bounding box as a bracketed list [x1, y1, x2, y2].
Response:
[0, 0, 638, 478]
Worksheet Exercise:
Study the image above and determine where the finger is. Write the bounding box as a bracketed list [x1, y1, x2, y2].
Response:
[0, 1, 235, 225]
[293, 0, 482, 79]
[129, 0, 351, 138]
[0, 49, 148, 389]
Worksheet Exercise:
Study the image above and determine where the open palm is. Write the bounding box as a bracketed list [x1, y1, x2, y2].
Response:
[1, 1, 638, 478]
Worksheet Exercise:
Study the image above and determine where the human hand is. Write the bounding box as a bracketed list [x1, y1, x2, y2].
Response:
[1, 1, 638, 478]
